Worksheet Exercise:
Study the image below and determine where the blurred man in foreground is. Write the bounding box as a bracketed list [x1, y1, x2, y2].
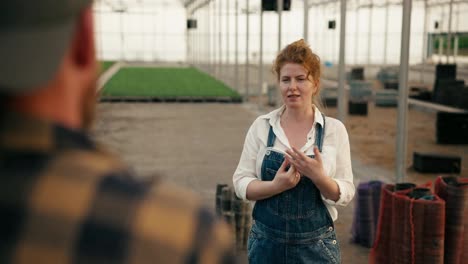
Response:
[0, 1, 234, 263]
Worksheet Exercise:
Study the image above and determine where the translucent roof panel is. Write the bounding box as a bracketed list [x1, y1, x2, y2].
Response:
[95, 0, 185, 13]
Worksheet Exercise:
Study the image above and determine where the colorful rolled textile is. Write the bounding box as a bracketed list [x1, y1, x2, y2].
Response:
[434, 176, 468, 264]
[215, 183, 228, 216]
[371, 183, 446, 264]
[408, 189, 445, 264]
[351, 181, 384, 248]
[370, 184, 395, 264]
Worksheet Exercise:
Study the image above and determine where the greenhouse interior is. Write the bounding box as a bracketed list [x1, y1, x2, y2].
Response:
[1, 0, 467, 263]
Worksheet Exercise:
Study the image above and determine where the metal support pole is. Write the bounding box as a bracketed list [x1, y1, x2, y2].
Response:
[421, 0, 428, 65]
[439, 6, 444, 63]
[354, 0, 359, 64]
[447, 0, 454, 62]
[191, 17, 194, 65]
[200, 10, 203, 66]
[198, 11, 201, 66]
[427, 34, 433, 60]
[206, 6, 210, 70]
[245, 0, 250, 100]
[332, 2, 335, 62]
[438, 36, 443, 59]
[277, 0, 283, 53]
[383, 0, 389, 64]
[194, 11, 197, 67]
[219, 0, 223, 78]
[335, 1, 340, 62]
[396, 0, 412, 183]
[120, 12, 124, 61]
[259, 7, 264, 109]
[214, 1, 218, 76]
[454, 3, 459, 62]
[367, 4, 373, 65]
[193, 11, 196, 66]
[202, 9, 205, 68]
[197, 9, 204, 66]
[226, 0, 230, 77]
[337, 0, 347, 122]
[314, 6, 319, 48]
[304, 0, 309, 42]
[196, 11, 199, 67]
[198, 8, 202, 66]
[321, 5, 324, 58]
[201, 4, 205, 69]
[98, 9, 103, 60]
[186, 11, 190, 65]
[420, 0, 428, 82]
[235, 0, 239, 91]
[199, 10, 202, 66]
[152, 8, 157, 61]
[197, 9, 200, 67]
[209, 2, 213, 74]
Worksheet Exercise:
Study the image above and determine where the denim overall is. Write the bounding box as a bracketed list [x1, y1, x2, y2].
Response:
[248, 114, 341, 264]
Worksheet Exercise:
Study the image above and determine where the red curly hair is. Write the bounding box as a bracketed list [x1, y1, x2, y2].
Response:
[273, 39, 321, 86]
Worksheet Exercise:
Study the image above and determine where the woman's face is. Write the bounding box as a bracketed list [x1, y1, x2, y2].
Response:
[279, 63, 318, 109]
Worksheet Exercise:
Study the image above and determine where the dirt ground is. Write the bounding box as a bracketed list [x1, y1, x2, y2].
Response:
[94, 103, 255, 203]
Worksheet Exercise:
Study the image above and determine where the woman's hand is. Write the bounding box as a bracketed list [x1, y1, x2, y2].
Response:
[285, 146, 326, 182]
[285, 147, 341, 202]
[272, 159, 301, 193]
[245, 159, 300, 201]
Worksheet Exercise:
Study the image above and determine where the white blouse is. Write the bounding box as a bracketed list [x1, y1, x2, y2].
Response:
[232, 105, 355, 221]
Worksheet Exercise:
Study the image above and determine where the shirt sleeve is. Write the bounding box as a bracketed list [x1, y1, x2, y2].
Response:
[233, 119, 261, 201]
[322, 121, 355, 206]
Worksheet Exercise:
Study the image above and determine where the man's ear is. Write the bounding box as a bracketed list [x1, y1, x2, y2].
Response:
[71, 7, 96, 69]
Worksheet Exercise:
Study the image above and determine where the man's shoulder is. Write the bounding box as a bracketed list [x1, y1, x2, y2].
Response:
[31, 149, 234, 263]
[48, 147, 208, 212]
[46, 147, 208, 225]
[47, 146, 129, 178]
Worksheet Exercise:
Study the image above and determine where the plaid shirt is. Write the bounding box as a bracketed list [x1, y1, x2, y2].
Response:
[0, 111, 234, 264]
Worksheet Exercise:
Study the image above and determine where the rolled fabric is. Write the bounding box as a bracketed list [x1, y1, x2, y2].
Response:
[371, 182, 444, 264]
[434, 176, 468, 264]
[370, 184, 395, 264]
[369, 181, 384, 229]
[351, 181, 384, 248]
[391, 187, 445, 264]
[392, 180, 419, 262]
[221, 186, 232, 213]
[216, 183, 228, 216]
[411, 191, 445, 264]
[352, 182, 373, 247]
[392, 190, 414, 264]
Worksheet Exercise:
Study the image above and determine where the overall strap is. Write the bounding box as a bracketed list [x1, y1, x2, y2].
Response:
[266, 125, 276, 148]
[314, 113, 326, 152]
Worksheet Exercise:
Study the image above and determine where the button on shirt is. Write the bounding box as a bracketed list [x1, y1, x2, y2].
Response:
[233, 106, 355, 221]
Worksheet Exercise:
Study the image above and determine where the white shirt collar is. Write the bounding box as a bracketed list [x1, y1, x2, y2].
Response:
[259, 105, 325, 128]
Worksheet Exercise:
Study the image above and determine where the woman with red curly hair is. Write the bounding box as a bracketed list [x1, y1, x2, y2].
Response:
[233, 39, 355, 263]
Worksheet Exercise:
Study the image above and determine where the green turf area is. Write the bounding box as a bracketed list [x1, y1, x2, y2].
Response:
[100, 61, 115, 74]
[101, 67, 241, 98]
